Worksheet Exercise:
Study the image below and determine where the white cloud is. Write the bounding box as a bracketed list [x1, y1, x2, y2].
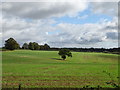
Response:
[48, 18, 118, 47]
[22, 18, 115, 48]
[91, 2, 118, 16]
[2, 17, 57, 46]
[1, 1, 118, 48]
[2, 15, 118, 48]
[2, 1, 88, 19]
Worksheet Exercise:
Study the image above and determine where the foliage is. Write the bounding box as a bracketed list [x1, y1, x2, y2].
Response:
[33, 42, 40, 50]
[50, 47, 120, 54]
[4, 38, 51, 51]
[22, 43, 28, 49]
[28, 42, 50, 50]
[58, 48, 72, 60]
[39, 45, 44, 50]
[28, 42, 40, 50]
[61, 55, 66, 60]
[28, 42, 34, 50]
[44, 44, 50, 50]
[5, 38, 20, 50]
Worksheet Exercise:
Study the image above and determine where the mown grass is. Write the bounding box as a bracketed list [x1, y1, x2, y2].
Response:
[2, 50, 119, 88]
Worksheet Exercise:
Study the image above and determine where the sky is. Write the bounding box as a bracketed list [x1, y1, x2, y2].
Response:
[0, 0, 119, 48]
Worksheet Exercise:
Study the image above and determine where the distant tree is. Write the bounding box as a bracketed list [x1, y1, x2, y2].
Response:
[44, 44, 50, 50]
[22, 43, 28, 49]
[5, 38, 20, 50]
[39, 45, 44, 50]
[33, 42, 40, 50]
[58, 49, 72, 60]
[28, 42, 34, 50]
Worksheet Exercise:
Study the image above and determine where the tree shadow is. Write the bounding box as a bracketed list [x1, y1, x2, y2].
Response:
[50, 58, 62, 60]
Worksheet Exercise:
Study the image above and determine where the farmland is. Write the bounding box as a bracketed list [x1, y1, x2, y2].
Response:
[2, 50, 119, 88]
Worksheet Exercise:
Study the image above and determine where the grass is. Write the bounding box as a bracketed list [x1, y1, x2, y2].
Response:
[2, 50, 119, 88]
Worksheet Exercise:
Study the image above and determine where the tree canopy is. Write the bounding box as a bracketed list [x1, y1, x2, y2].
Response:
[4, 38, 51, 50]
[44, 44, 50, 50]
[22, 43, 28, 49]
[58, 48, 72, 60]
[5, 38, 20, 50]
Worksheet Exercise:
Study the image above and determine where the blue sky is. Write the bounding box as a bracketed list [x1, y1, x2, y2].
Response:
[48, 7, 114, 38]
[52, 8, 113, 25]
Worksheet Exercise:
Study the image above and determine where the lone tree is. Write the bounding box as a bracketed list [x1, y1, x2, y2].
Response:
[58, 48, 72, 60]
[5, 38, 20, 50]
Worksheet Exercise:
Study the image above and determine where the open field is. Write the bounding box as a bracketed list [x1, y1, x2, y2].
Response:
[2, 50, 119, 88]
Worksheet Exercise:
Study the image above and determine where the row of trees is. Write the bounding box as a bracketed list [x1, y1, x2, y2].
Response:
[4, 37, 120, 54]
[22, 42, 50, 50]
[4, 38, 50, 50]
[50, 47, 120, 54]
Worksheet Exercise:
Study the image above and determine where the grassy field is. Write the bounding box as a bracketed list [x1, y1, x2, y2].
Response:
[2, 50, 119, 88]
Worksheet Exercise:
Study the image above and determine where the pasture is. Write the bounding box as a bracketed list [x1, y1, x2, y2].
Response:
[2, 50, 119, 88]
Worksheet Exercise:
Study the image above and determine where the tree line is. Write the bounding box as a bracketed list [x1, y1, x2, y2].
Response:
[22, 42, 50, 50]
[4, 38, 50, 50]
[50, 47, 120, 54]
[3, 37, 120, 54]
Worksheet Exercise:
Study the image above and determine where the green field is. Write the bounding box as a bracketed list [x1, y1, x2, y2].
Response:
[2, 50, 119, 88]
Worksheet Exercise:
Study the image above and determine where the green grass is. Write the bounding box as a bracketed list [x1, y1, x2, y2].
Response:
[2, 50, 119, 88]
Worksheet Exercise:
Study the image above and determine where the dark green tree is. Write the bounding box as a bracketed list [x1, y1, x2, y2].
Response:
[58, 49, 72, 60]
[5, 38, 20, 50]
[28, 42, 34, 50]
[44, 44, 50, 50]
[22, 43, 28, 49]
[61, 55, 66, 60]
[33, 42, 40, 50]
[39, 45, 44, 50]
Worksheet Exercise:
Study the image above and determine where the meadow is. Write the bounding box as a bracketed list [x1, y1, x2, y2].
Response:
[2, 50, 119, 88]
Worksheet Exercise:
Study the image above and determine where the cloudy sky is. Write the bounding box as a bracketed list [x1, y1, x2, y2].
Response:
[1, 0, 119, 48]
